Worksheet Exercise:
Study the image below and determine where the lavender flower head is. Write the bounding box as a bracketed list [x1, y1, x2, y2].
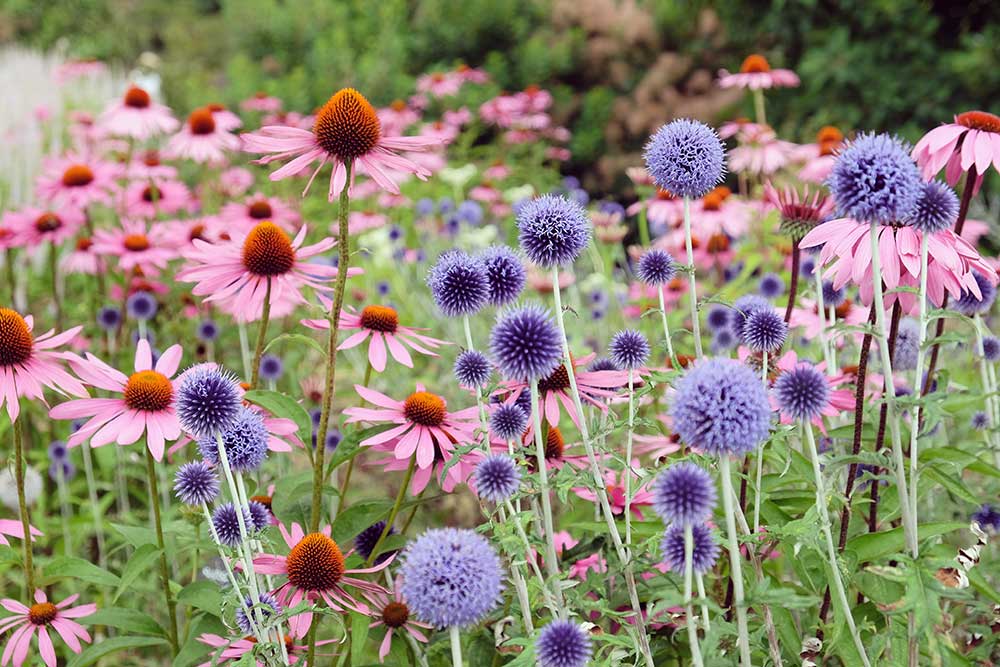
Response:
[742, 308, 788, 353]
[731, 294, 771, 333]
[893, 319, 919, 371]
[671, 358, 772, 455]
[427, 250, 489, 318]
[126, 291, 158, 321]
[516, 194, 591, 268]
[706, 305, 731, 332]
[758, 273, 785, 299]
[489, 403, 528, 441]
[454, 350, 492, 389]
[907, 180, 958, 233]
[972, 504, 1000, 532]
[258, 354, 284, 381]
[478, 245, 526, 306]
[971, 411, 989, 431]
[954, 271, 997, 316]
[399, 528, 504, 628]
[536, 619, 593, 667]
[636, 249, 677, 286]
[247, 500, 271, 531]
[197, 406, 269, 472]
[608, 329, 650, 371]
[827, 132, 921, 224]
[175, 365, 243, 437]
[235, 592, 282, 635]
[982, 336, 1000, 362]
[173, 461, 220, 505]
[489, 304, 563, 381]
[822, 281, 847, 307]
[643, 119, 726, 198]
[651, 462, 717, 525]
[196, 319, 219, 342]
[211, 502, 254, 547]
[774, 363, 830, 421]
[355, 520, 397, 564]
[97, 306, 121, 331]
[474, 454, 521, 503]
[660, 522, 720, 575]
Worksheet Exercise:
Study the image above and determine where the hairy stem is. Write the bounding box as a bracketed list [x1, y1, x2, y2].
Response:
[249, 277, 272, 389]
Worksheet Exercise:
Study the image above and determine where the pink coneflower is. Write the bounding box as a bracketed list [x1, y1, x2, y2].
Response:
[368, 440, 482, 495]
[176, 222, 341, 323]
[5, 205, 85, 249]
[789, 298, 867, 344]
[572, 467, 653, 518]
[377, 100, 421, 136]
[369, 578, 431, 663]
[59, 237, 101, 276]
[718, 55, 799, 90]
[219, 193, 301, 233]
[54, 59, 107, 83]
[419, 120, 459, 145]
[49, 339, 182, 461]
[0, 520, 41, 546]
[0, 591, 95, 667]
[91, 219, 177, 277]
[727, 125, 797, 176]
[219, 167, 255, 197]
[792, 127, 845, 183]
[344, 385, 479, 469]
[127, 151, 179, 180]
[523, 424, 599, 472]
[416, 71, 464, 98]
[242, 88, 440, 200]
[160, 217, 223, 251]
[341, 210, 387, 236]
[912, 110, 1000, 190]
[302, 303, 448, 373]
[164, 107, 240, 165]
[254, 522, 390, 635]
[800, 218, 997, 314]
[626, 189, 683, 238]
[98, 85, 179, 140]
[196, 630, 335, 666]
[240, 92, 283, 114]
[35, 154, 118, 209]
[206, 103, 243, 132]
[0, 310, 86, 422]
[122, 179, 192, 218]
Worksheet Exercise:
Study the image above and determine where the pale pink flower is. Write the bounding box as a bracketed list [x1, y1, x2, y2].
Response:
[164, 107, 240, 165]
[368, 440, 482, 496]
[341, 210, 387, 236]
[368, 578, 431, 663]
[727, 125, 797, 176]
[205, 104, 243, 132]
[126, 151, 179, 180]
[718, 55, 799, 90]
[122, 179, 192, 218]
[91, 219, 177, 277]
[416, 71, 464, 98]
[4, 205, 85, 249]
[240, 92, 283, 113]
[196, 629, 335, 666]
[218, 167, 255, 197]
[377, 102, 421, 136]
[572, 467, 653, 519]
[0, 520, 41, 546]
[60, 237, 101, 276]
[912, 111, 1000, 191]
[219, 193, 301, 233]
[0, 590, 95, 667]
[54, 60, 106, 83]
[35, 154, 118, 209]
[98, 85, 179, 140]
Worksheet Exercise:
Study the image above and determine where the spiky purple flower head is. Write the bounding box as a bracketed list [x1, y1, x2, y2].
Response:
[982, 336, 1000, 362]
[478, 245, 526, 306]
[643, 119, 726, 198]
[954, 271, 997, 316]
[893, 319, 919, 371]
[827, 132, 922, 224]
[247, 500, 271, 531]
[489, 304, 563, 381]
[176, 365, 243, 437]
[258, 354, 284, 381]
[972, 504, 1000, 532]
[774, 363, 830, 421]
[355, 520, 396, 565]
[711, 328, 737, 353]
[126, 291, 157, 320]
[660, 522, 720, 575]
[516, 195, 591, 268]
[399, 528, 504, 628]
[671, 358, 772, 455]
[489, 403, 528, 441]
[587, 357, 617, 372]
[907, 180, 959, 233]
[742, 308, 788, 352]
[475, 454, 521, 503]
[636, 248, 677, 286]
[706, 304, 731, 332]
[608, 329, 650, 371]
[196, 319, 219, 341]
[536, 619, 592, 667]
[454, 350, 492, 389]
[822, 280, 847, 307]
[48, 441, 68, 462]
[197, 406, 269, 472]
[427, 250, 490, 318]
[651, 462, 716, 524]
[971, 411, 989, 431]
[758, 273, 784, 298]
[173, 461, 220, 505]
[212, 502, 253, 547]
[97, 306, 121, 331]
[235, 592, 282, 635]
[731, 294, 771, 333]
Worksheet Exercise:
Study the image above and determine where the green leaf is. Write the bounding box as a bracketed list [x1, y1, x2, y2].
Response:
[111, 522, 157, 547]
[42, 557, 120, 588]
[114, 544, 163, 603]
[351, 612, 370, 664]
[326, 424, 392, 471]
[178, 580, 223, 617]
[86, 608, 166, 637]
[845, 522, 966, 562]
[922, 467, 980, 505]
[243, 389, 313, 442]
[67, 636, 168, 667]
[173, 614, 226, 667]
[331, 499, 392, 545]
[271, 470, 316, 527]
[264, 332, 327, 358]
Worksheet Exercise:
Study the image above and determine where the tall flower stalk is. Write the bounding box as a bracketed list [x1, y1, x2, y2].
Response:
[12, 419, 34, 598]
[144, 447, 179, 653]
[682, 197, 703, 357]
[249, 277, 273, 388]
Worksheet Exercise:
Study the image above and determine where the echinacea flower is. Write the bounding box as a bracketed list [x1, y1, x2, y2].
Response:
[717, 54, 799, 90]
[253, 522, 390, 635]
[98, 85, 179, 140]
[177, 222, 341, 323]
[0, 589, 95, 667]
[0, 520, 41, 547]
[303, 302, 447, 373]
[195, 630, 335, 666]
[572, 466, 653, 518]
[49, 339, 183, 460]
[164, 107, 240, 165]
[91, 219, 177, 277]
[912, 111, 1000, 189]
[122, 179, 192, 218]
[35, 153, 118, 209]
[368, 579, 431, 663]
[0, 309, 86, 421]
[4, 205, 85, 250]
[241, 88, 441, 199]
[219, 193, 302, 234]
[764, 182, 834, 241]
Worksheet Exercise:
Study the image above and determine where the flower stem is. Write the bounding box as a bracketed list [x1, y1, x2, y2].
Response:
[695, 573, 711, 630]
[237, 321, 252, 381]
[973, 315, 999, 465]
[249, 277, 272, 389]
[907, 234, 930, 522]
[79, 441, 107, 569]
[145, 447, 179, 654]
[638, 204, 651, 248]
[366, 455, 416, 567]
[528, 379, 566, 611]
[658, 285, 679, 367]
[752, 88, 767, 125]
[502, 499, 559, 617]
[624, 369, 635, 545]
[463, 315, 492, 455]
[48, 241, 63, 331]
[784, 243, 800, 323]
[200, 504, 264, 642]
[682, 197, 703, 357]
[12, 418, 35, 596]
[814, 262, 834, 374]
[312, 160, 354, 533]
[803, 422, 871, 667]
[684, 524, 705, 667]
[449, 626, 463, 667]
[719, 456, 752, 667]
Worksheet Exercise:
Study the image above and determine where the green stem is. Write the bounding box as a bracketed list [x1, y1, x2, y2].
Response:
[719, 456, 752, 667]
[908, 233, 930, 522]
[682, 197, 702, 357]
[249, 277, 272, 389]
[528, 379, 566, 611]
[13, 418, 35, 596]
[80, 442, 107, 568]
[752, 88, 767, 126]
[145, 447, 179, 653]
[237, 322, 252, 381]
[658, 286, 678, 367]
[449, 626, 463, 667]
[366, 455, 416, 567]
[638, 204, 651, 248]
[49, 242, 63, 331]
[624, 370, 635, 545]
[331, 361, 372, 519]
[684, 524, 705, 667]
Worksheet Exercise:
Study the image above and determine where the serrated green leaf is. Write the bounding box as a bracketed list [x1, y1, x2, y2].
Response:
[67, 636, 168, 667]
[42, 557, 120, 587]
[114, 543, 163, 603]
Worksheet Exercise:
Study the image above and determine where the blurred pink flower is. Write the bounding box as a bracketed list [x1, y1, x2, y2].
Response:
[98, 85, 179, 140]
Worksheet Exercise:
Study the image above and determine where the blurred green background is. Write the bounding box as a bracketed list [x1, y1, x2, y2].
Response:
[4, 0, 999, 190]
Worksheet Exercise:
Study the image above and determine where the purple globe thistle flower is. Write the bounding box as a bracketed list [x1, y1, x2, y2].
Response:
[96, 306, 121, 331]
[197, 406, 269, 472]
[439, 197, 455, 214]
[516, 194, 591, 268]
[954, 271, 997, 316]
[827, 132, 921, 224]
[660, 522, 720, 575]
[973, 504, 1000, 532]
[535, 619, 593, 667]
[758, 273, 785, 299]
[489, 403, 528, 441]
[587, 357, 617, 372]
[355, 520, 397, 565]
[126, 291, 157, 321]
[730, 294, 771, 333]
[982, 336, 1000, 362]
[971, 411, 989, 431]
[636, 249, 677, 286]
[444, 216, 461, 236]
[671, 358, 772, 455]
[212, 503, 254, 547]
[415, 198, 435, 217]
[48, 440, 68, 462]
[643, 119, 725, 198]
[399, 528, 504, 628]
[173, 461, 220, 505]
[475, 454, 521, 503]
[599, 201, 626, 218]
[742, 309, 788, 352]
[800, 255, 816, 279]
[235, 592, 282, 635]
[608, 329, 650, 370]
[907, 180, 958, 233]
[49, 460, 76, 483]
[258, 354, 284, 381]
[893, 319, 919, 371]
[196, 319, 219, 342]
[247, 500, 271, 531]
[651, 462, 717, 525]
[478, 245, 526, 306]
[427, 250, 490, 318]
[711, 328, 737, 354]
[376, 281, 391, 297]
[454, 350, 492, 389]
[458, 200, 484, 225]
[176, 366, 243, 437]
[489, 304, 563, 381]
[706, 305, 731, 332]
[774, 363, 830, 421]
[822, 281, 847, 307]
